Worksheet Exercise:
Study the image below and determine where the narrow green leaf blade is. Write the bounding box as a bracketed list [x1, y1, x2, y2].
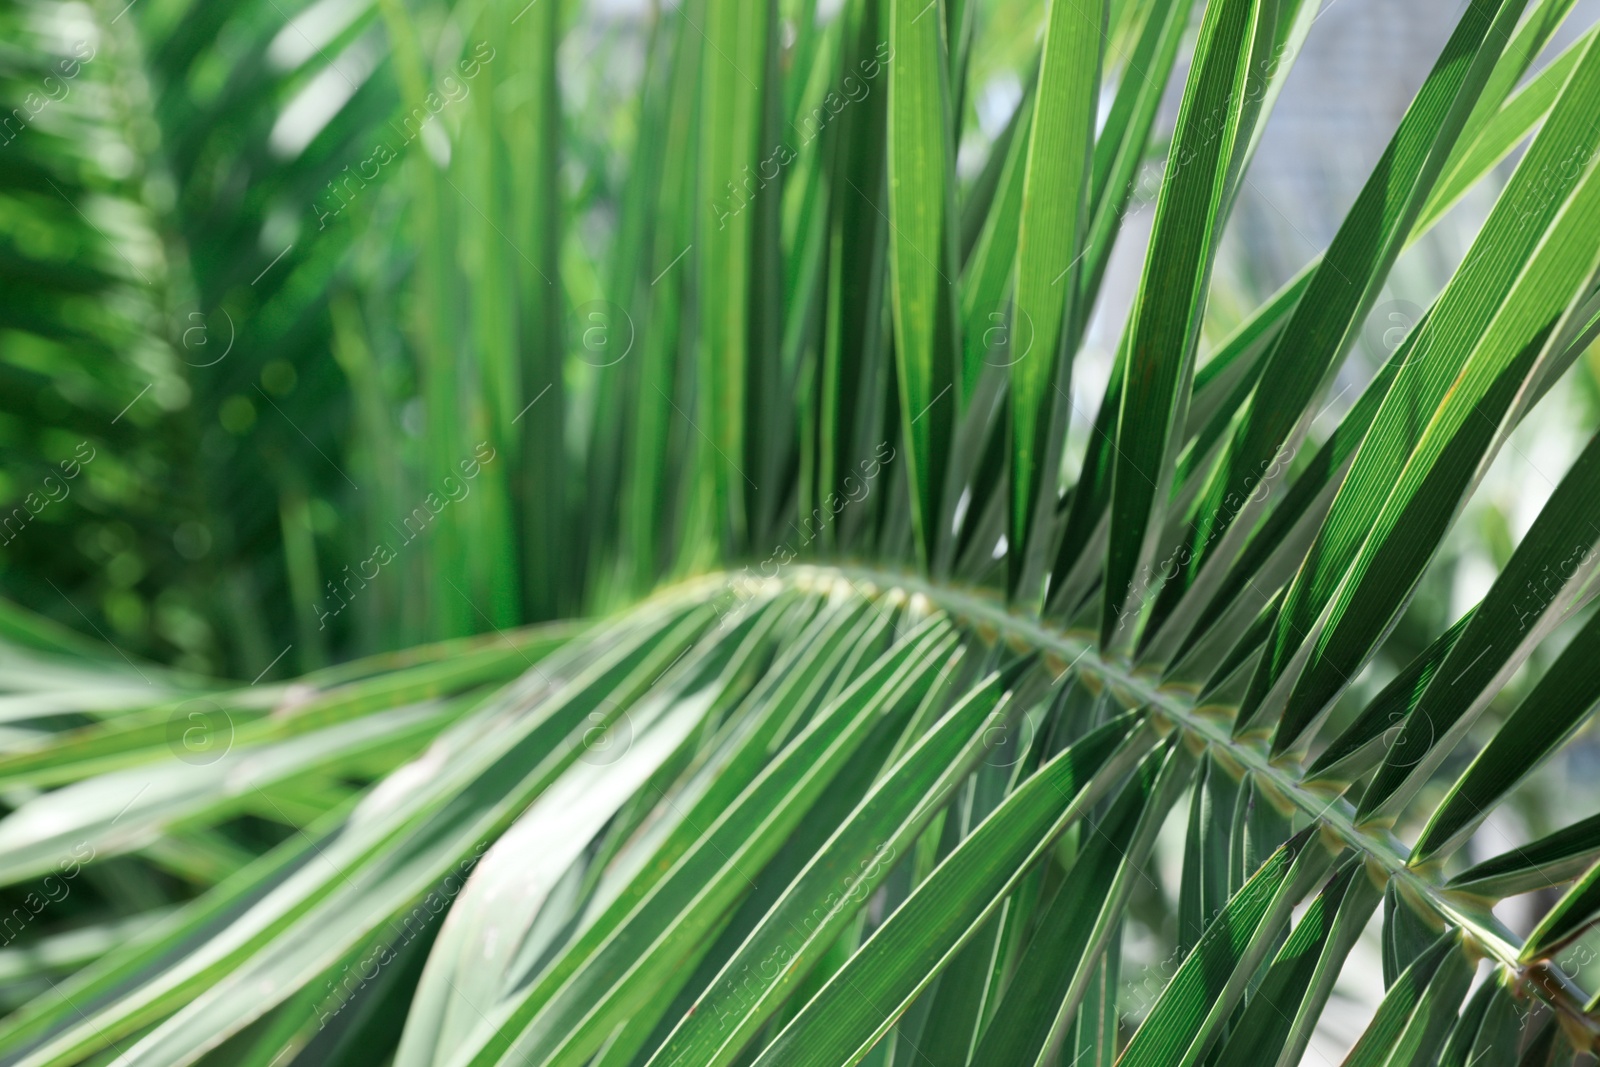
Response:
[1341, 933, 1455, 1064]
[1304, 607, 1474, 786]
[1078, 0, 1197, 314]
[1209, 857, 1383, 1067]
[1009, 0, 1099, 592]
[748, 710, 1154, 1067]
[887, 0, 961, 564]
[970, 741, 1192, 1067]
[467, 621, 958, 1067]
[1367, 425, 1600, 827]
[1418, 22, 1596, 233]
[1412, 607, 1600, 864]
[1148, 0, 1528, 650]
[1447, 812, 1600, 899]
[1100, 0, 1280, 646]
[1253, 30, 1600, 749]
[1117, 827, 1337, 1067]
[698, 0, 772, 552]
[1341, 933, 1474, 1067]
[642, 657, 1028, 1067]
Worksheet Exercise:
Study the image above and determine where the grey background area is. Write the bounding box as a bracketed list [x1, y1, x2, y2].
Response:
[1237, 0, 1600, 289]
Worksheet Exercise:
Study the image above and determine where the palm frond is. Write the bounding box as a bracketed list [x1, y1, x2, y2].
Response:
[6, 0, 1600, 1063]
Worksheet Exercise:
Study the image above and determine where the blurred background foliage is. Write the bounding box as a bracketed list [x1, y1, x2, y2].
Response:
[2, 0, 1597, 684]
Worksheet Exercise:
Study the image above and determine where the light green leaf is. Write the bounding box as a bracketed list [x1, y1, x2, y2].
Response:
[1145, 0, 1530, 655]
[1447, 813, 1600, 899]
[1117, 826, 1336, 1067]
[748, 709, 1154, 1067]
[1340, 933, 1474, 1067]
[887, 0, 962, 564]
[698, 0, 773, 552]
[640, 655, 1032, 1067]
[1208, 857, 1383, 1067]
[1411, 606, 1600, 865]
[1248, 28, 1600, 748]
[1008, 0, 1100, 594]
[970, 741, 1192, 1067]
[1100, 0, 1281, 646]
[1366, 424, 1600, 828]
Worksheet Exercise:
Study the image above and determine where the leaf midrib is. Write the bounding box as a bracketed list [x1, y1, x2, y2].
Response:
[739, 562, 1600, 1041]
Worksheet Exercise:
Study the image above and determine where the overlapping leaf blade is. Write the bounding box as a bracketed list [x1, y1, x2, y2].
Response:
[1100, 0, 1280, 646]
[1246, 27, 1600, 748]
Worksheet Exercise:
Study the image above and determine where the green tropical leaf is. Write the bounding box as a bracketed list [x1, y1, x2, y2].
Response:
[1144, 0, 1529, 656]
[1448, 813, 1600, 899]
[8, 0, 1600, 1063]
[1007, 0, 1098, 595]
[1101, 0, 1281, 647]
[1118, 827, 1338, 1067]
[748, 710, 1153, 1067]
[1245, 25, 1600, 746]
[888, 0, 962, 563]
